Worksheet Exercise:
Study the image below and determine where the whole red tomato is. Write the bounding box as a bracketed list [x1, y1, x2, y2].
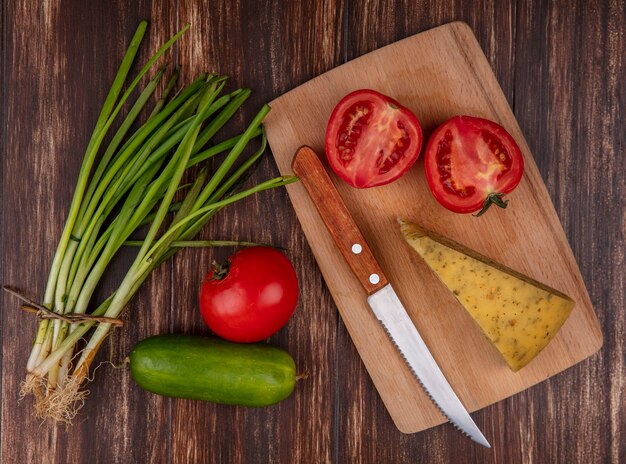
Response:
[199, 247, 299, 343]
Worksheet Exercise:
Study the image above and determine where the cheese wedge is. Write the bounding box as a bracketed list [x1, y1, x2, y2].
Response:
[399, 219, 574, 372]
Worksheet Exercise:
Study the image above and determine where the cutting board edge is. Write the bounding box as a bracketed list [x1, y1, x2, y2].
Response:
[392, 331, 604, 435]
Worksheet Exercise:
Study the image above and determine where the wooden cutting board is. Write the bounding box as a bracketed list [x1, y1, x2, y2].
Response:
[263, 22, 602, 434]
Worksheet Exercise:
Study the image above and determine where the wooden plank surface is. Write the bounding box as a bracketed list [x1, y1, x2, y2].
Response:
[264, 20, 602, 433]
[0, 1, 623, 463]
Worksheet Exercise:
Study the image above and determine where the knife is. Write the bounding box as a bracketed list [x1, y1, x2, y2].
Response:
[291, 146, 490, 447]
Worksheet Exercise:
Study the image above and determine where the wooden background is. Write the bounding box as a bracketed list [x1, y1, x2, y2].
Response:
[0, 0, 623, 463]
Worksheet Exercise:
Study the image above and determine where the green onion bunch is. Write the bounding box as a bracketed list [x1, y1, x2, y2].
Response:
[21, 21, 295, 422]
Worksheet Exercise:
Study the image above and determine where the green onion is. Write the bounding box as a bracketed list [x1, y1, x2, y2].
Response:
[19, 21, 297, 423]
[123, 240, 268, 248]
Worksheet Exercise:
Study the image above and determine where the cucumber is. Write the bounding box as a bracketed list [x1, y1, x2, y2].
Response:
[129, 334, 296, 407]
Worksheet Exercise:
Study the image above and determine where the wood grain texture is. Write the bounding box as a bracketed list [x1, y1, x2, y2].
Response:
[265, 20, 602, 433]
[0, 1, 623, 463]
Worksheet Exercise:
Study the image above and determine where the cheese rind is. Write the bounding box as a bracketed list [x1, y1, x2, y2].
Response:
[399, 219, 574, 372]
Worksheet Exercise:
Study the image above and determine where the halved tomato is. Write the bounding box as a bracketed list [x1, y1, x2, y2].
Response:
[325, 89, 423, 188]
[424, 116, 524, 216]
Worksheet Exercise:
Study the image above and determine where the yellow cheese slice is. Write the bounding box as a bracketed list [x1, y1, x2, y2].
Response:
[399, 219, 574, 372]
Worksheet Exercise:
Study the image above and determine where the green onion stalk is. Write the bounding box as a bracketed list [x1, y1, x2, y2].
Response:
[19, 21, 297, 423]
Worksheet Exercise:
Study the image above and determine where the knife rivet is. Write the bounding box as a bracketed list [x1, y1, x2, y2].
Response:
[369, 273, 380, 284]
[351, 243, 363, 254]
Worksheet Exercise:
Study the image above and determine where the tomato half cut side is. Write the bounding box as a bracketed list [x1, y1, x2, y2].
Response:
[424, 115, 524, 215]
[325, 89, 423, 188]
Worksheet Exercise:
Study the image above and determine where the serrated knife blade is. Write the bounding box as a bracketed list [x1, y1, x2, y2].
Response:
[291, 146, 490, 447]
[368, 284, 490, 447]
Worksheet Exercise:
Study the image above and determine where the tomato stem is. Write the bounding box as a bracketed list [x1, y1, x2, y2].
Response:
[474, 192, 509, 217]
[211, 259, 230, 280]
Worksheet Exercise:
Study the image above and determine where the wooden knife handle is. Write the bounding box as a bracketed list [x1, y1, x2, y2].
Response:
[292, 146, 388, 295]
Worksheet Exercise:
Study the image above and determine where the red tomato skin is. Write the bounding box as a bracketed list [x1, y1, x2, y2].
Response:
[424, 115, 524, 214]
[325, 89, 423, 188]
[199, 247, 299, 343]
